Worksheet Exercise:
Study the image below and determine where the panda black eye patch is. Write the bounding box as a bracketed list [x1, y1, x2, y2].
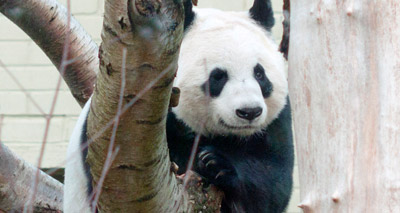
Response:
[201, 68, 228, 97]
[254, 64, 273, 98]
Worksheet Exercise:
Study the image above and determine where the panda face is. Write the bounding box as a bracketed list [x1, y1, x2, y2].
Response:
[172, 8, 287, 136]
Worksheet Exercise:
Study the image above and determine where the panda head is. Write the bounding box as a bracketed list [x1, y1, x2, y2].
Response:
[172, 0, 287, 136]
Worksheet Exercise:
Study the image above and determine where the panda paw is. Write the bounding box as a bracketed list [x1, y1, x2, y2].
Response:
[197, 147, 238, 192]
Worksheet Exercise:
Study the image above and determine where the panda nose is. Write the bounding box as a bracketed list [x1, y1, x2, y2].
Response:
[236, 107, 263, 121]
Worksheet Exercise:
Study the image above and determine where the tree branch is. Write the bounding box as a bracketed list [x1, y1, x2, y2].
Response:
[0, 143, 63, 212]
[0, 0, 98, 106]
[86, 0, 221, 211]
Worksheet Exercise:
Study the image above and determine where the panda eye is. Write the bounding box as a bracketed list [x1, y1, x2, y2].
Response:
[202, 68, 229, 97]
[254, 64, 273, 98]
[211, 69, 227, 81]
[255, 70, 264, 80]
[213, 72, 224, 81]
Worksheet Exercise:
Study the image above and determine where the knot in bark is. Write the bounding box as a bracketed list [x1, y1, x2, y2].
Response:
[135, 0, 162, 16]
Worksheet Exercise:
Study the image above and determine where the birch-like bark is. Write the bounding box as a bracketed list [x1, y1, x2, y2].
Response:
[87, 0, 221, 212]
[0, 0, 97, 106]
[289, 1, 400, 212]
[0, 143, 63, 212]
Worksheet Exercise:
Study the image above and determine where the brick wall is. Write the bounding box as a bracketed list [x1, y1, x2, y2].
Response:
[0, 0, 300, 212]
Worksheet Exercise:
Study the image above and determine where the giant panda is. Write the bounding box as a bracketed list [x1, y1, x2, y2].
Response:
[64, 0, 294, 212]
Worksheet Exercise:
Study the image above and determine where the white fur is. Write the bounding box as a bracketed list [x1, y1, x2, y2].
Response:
[173, 8, 287, 136]
[64, 98, 92, 213]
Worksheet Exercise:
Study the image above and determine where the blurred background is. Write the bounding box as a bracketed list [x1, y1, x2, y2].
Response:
[0, 0, 299, 212]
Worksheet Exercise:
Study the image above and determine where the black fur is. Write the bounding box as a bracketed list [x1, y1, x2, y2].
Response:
[81, 111, 97, 212]
[183, 0, 195, 30]
[201, 68, 229, 97]
[80, 112, 93, 199]
[254, 64, 273, 98]
[167, 100, 294, 213]
[249, 0, 275, 31]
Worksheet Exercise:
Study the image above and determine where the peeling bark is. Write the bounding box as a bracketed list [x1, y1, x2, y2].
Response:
[0, 143, 63, 212]
[289, 1, 400, 212]
[0, 0, 98, 106]
[86, 0, 221, 212]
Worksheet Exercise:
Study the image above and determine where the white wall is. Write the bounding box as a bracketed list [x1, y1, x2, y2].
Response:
[0, 0, 299, 212]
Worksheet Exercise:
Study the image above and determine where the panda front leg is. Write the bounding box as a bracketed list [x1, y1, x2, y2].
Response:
[197, 146, 240, 192]
[197, 146, 288, 213]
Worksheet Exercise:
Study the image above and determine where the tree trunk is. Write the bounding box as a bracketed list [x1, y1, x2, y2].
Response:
[289, 1, 400, 212]
[86, 0, 221, 212]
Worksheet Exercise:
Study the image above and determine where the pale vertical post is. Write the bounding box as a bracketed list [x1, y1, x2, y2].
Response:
[289, 1, 400, 212]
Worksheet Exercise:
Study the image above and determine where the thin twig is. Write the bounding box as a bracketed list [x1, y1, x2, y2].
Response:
[0, 114, 4, 145]
[25, 0, 72, 212]
[91, 147, 120, 212]
[72, 62, 175, 164]
[91, 47, 127, 210]
[183, 59, 211, 185]
[172, 59, 211, 211]
[0, 60, 46, 116]
[47, 55, 176, 184]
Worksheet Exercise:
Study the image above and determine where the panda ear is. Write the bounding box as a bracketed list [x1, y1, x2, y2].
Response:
[183, 0, 196, 31]
[249, 0, 275, 31]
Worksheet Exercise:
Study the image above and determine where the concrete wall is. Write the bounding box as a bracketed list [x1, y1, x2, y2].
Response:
[0, 0, 299, 212]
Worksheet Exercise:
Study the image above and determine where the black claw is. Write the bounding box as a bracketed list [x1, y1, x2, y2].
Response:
[215, 170, 227, 180]
[205, 160, 217, 168]
[196, 147, 238, 192]
[200, 152, 213, 161]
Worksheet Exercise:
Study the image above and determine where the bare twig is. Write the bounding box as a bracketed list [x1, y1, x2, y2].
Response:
[0, 60, 46, 115]
[91, 48, 127, 210]
[84, 0, 193, 211]
[91, 148, 119, 212]
[0, 115, 3, 144]
[172, 59, 214, 212]
[26, 1, 73, 211]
